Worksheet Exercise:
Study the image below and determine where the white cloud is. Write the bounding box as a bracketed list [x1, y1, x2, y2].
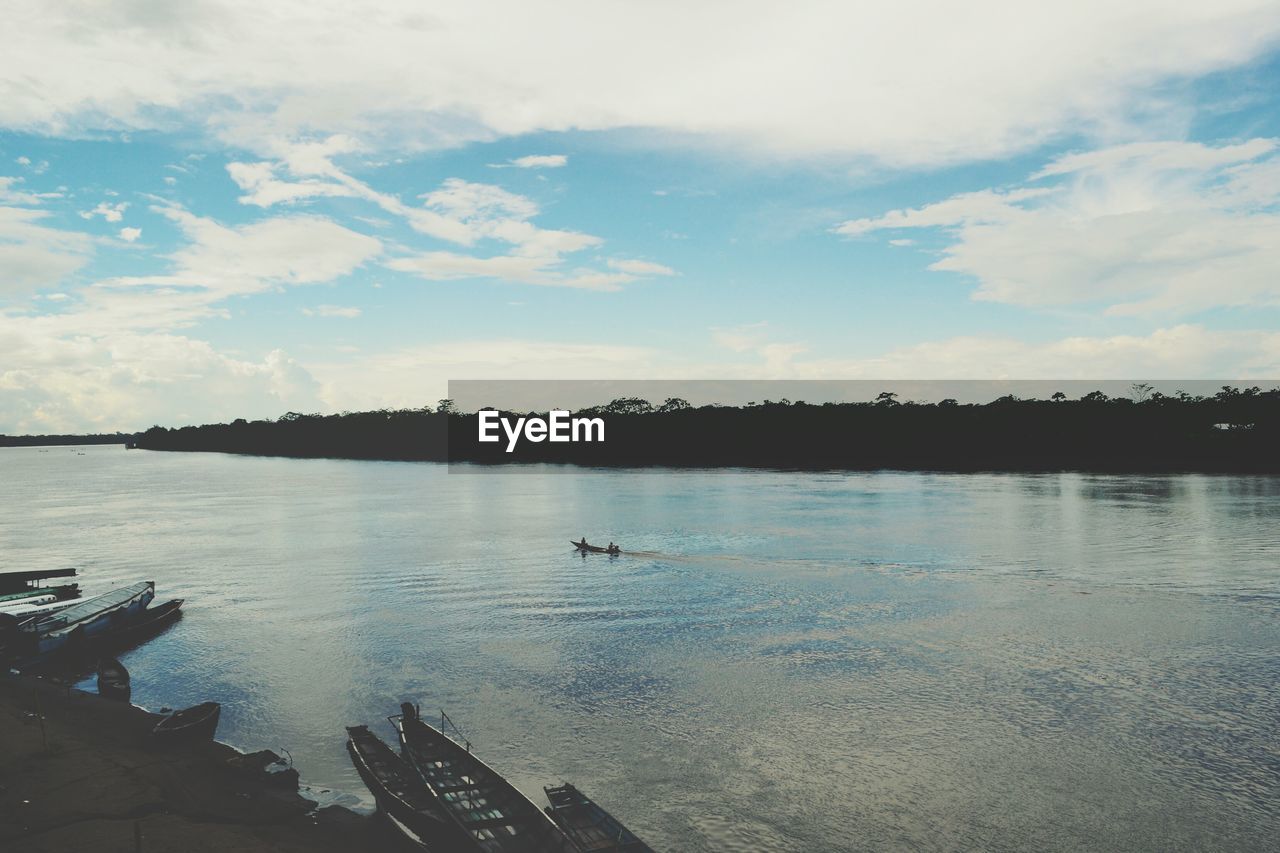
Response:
[802, 325, 1280, 379]
[80, 201, 128, 222]
[226, 140, 669, 289]
[119, 226, 142, 242]
[492, 154, 568, 169]
[14, 156, 48, 174]
[0, 205, 374, 431]
[0, 206, 92, 296]
[227, 159, 355, 207]
[0, 323, 325, 432]
[606, 258, 675, 276]
[836, 138, 1280, 316]
[0, 176, 61, 205]
[4, 3, 1280, 164]
[101, 206, 383, 308]
[303, 304, 362, 318]
[312, 338, 659, 410]
[712, 322, 771, 353]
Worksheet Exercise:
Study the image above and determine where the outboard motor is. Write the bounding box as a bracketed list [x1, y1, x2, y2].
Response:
[400, 701, 418, 722]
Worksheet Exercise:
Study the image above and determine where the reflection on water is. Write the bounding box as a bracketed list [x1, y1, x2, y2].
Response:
[2, 447, 1278, 851]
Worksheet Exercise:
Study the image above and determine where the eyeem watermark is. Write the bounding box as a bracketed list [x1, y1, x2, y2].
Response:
[478, 409, 605, 452]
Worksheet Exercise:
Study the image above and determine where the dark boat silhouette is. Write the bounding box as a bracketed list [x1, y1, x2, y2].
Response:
[346, 723, 462, 851]
[543, 783, 654, 852]
[571, 541, 620, 555]
[97, 656, 130, 702]
[393, 703, 578, 852]
[152, 701, 220, 743]
[101, 598, 183, 646]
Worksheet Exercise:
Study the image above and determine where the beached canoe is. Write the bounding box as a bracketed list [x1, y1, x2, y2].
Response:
[153, 701, 220, 744]
[394, 703, 578, 852]
[346, 724, 457, 851]
[544, 783, 655, 852]
[97, 656, 131, 702]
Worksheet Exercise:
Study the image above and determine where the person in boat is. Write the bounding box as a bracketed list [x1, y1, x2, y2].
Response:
[579, 537, 588, 547]
[607, 542, 619, 553]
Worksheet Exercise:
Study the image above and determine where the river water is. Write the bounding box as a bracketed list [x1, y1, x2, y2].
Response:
[2, 445, 1277, 851]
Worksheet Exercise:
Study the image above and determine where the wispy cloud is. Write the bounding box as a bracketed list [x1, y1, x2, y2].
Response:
[489, 154, 567, 169]
[836, 138, 1280, 316]
[0, 206, 92, 296]
[303, 304, 362, 318]
[227, 138, 672, 291]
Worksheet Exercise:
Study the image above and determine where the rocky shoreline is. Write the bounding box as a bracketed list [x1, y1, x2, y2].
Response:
[0, 674, 386, 852]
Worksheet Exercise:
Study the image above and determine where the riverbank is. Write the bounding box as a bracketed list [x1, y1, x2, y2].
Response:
[0, 674, 382, 852]
[132, 391, 1280, 473]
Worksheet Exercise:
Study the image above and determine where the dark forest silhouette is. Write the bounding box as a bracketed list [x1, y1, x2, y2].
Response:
[132, 385, 1280, 473]
[0, 432, 137, 447]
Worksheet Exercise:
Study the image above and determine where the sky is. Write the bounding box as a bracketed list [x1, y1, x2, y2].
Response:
[2, 1, 1280, 432]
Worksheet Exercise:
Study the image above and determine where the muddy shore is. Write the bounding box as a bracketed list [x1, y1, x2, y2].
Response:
[0, 674, 388, 852]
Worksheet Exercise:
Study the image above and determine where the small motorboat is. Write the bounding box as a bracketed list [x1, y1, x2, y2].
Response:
[571, 540, 621, 555]
[152, 701, 220, 744]
[97, 656, 131, 701]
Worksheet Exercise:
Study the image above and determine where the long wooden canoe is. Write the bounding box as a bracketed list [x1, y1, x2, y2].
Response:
[570, 542, 621, 554]
[394, 704, 578, 853]
[346, 724, 461, 851]
[543, 784, 654, 853]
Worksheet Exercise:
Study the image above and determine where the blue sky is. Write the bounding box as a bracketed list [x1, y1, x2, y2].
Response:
[2, 2, 1280, 431]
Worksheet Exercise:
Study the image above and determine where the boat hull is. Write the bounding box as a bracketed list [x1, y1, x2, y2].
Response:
[544, 783, 654, 852]
[97, 658, 131, 702]
[346, 725, 460, 852]
[36, 582, 156, 656]
[395, 703, 578, 853]
[153, 701, 220, 744]
[571, 542, 621, 554]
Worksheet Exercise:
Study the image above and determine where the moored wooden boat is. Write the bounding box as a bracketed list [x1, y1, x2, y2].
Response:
[34, 581, 156, 656]
[0, 583, 80, 604]
[346, 724, 461, 851]
[152, 700, 220, 743]
[99, 598, 184, 646]
[0, 598, 80, 619]
[394, 703, 578, 853]
[543, 784, 654, 853]
[97, 656, 131, 701]
[0, 593, 58, 610]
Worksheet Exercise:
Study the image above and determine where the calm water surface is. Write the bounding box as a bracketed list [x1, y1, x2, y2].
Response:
[3, 446, 1278, 851]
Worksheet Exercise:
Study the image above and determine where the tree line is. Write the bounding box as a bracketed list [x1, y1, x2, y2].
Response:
[132, 385, 1280, 472]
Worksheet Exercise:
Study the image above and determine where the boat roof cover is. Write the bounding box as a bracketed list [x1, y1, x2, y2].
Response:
[43, 581, 152, 628]
[0, 568, 77, 590]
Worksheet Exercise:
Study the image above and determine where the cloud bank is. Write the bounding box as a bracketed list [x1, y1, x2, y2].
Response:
[5, 2, 1280, 163]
